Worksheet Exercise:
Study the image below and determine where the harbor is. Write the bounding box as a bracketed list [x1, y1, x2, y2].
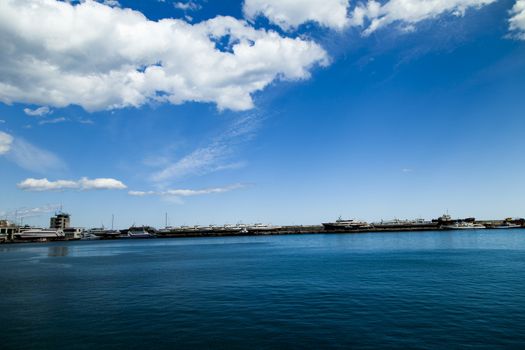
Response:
[1, 212, 524, 244]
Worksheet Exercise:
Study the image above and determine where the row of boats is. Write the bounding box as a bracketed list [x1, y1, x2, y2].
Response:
[13, 223, 283, 241]
[321, 214, 522, 231]
[15, 226, 154, 241]
[11, 215, 522, 242]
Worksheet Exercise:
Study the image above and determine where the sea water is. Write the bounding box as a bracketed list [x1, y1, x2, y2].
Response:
[2, 230, 525, 349]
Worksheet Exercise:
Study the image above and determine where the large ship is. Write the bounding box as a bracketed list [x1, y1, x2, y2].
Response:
[16, 228, 64, 240]
[322, 217, 370, 231]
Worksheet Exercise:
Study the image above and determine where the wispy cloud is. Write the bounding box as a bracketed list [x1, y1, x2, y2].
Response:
[0, 131, 66, 174]
[78, 118, 94, 125]
[174, 1, 201, 11]
[0, 131, 13, 155]
[23, 106, 52, 117]
[150, 114, 260, 183]
[38, 117, 67, 125]
[128, 183, 246, 198]
[348, 0, 496, 35]
[0, 204, 61, 220]
[17, 177, 127, 192]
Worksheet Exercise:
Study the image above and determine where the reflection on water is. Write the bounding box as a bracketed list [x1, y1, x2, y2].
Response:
[48, 246, 69, 257]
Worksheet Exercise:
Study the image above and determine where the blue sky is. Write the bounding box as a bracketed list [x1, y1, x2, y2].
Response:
[1, 0, 524, 228]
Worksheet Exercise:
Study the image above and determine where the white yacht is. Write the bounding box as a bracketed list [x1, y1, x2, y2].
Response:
[127, 226, 155, 238]
[322, 217, 370, 230]
[492, 222, 521, 229]
[80, 232, 100, 240]
[87, 227, 121, 238]
[442, 222, 486, 230]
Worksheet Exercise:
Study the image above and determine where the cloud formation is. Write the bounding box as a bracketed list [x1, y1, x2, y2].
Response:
[128, 183, 245, 197]
[17, 177, 127, 191]
[243, 0, 350, 30]
[23, 106, 52, 117]
[349, 0, 496, 35]
[510, 0, 525, 39]
[0, 0, 328, 112]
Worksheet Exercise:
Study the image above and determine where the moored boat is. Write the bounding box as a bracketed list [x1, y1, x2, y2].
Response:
[127, 226, 155, 238]
[16, 228, 65, 240]
[322, 217, 370, 230]
[442, 222, 486, 230]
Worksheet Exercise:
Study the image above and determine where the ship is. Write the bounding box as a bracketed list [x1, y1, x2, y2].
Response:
[322, 217, 370, 231]
[87, 227, 121, 238]
[15, 228, 64, 240]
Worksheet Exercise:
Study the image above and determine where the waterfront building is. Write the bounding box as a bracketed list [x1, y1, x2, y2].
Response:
[63, 227, 83, 240]
[50, 212, 71, 230]
[0, 220, 18, 242]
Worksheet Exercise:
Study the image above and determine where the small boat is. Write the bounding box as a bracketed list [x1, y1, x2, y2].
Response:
[492, 222, 521, 229]
[80, 232, 100, 240]
[442, 222, 486, 230]
[127, 226, 155, 238]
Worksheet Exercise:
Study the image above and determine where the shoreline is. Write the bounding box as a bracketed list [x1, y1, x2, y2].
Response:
[3, 222, 524, 244]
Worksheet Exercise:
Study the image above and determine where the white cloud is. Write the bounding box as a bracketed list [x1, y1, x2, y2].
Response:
[0, 0, 328, 112]
[17, 178, 78, 191]
[17, 177, 127, 191]
[349, 0, 496, 35]
[38, 117, 67, 125]
[0, 131, 13, 155]
[510, 0, 525, 39]
[243, 0, 350, 30]
[77, 177, 127, 190]
[23, 106, 52, 117]
[0, 131, 66, 173]
[128, 183, 245, 197]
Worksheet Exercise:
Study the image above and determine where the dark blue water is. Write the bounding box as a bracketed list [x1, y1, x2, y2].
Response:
[2, 230, 525, 349]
